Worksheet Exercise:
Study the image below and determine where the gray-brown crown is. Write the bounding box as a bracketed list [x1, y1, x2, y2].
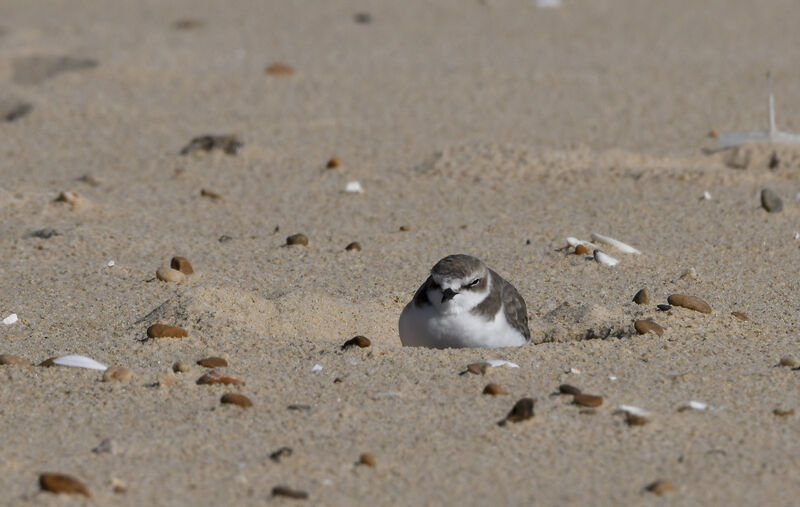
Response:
[431, 254, 487, 280]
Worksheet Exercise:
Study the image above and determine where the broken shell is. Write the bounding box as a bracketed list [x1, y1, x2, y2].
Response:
[51, 354, 107, 371]
[102, 366, 133, 382]
[170, 256, 194, 274]
[341, 336, 371, 349]
[56, 190, 86, 207]
[593, 249, 618, 266]
[345, 181, 364, 193]
[667, 294, 712, 314]
[147, 324, 188, 338]
[197, 370, 245, 385]
[466, 363, 489, 375]
[590, 233, 641, 254]
[573, 393, 603, 407]
[39, 473, 90, 497]
[2, 313, 18, 325]
[156, 266, 185, 283]
[483, 383, 508, 395]
[618, 404, 651, 425]
[286, 233, 308, 246]
[634, 319, 664, 336]
[566, 237, 598, 249]
[221, 393, 253, 407]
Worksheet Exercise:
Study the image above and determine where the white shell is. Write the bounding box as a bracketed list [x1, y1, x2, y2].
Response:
[107, 260, 115, 267]
[688, 400, 708, 411]
[52, 354, 108, 371]
[481, 359, 520, 369]
[608, 375, 617, 381]
[566, 237, 598, 249]
[703, 191, 712, 200]
[344, 181, 364, 193]
[590, 233, 642, 255]
[794, 232, 800, 240]
[569, 367, 581, 375]
[593, 249, 619, 266]
[2, 313, 18, 325]
[310, 363, 323, 373]
[618, 404, 650, 417]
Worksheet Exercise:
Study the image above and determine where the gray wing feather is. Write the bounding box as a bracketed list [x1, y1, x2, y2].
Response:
[494, 271, 530, 342]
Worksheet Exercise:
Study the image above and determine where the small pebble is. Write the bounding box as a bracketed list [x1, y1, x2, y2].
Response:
[30, 228, 59, 239]
[92, 438, 119, 455]
[197, 357, 228, 368]
[679, 267, 697, 280]
[156, 371, 176, 388]
[483, 383, 508, 395]
[326, 157, 340, 169]
[558, 384, 581, 395]
[632, 289, 649, 305]
[667, 294, 712, 314]
[2, 313, 17, 325]
[270, 447, 293, 461]
[147, 324, 188, 338]
[634, 319, 664, 336]
[173, 361, 191, 373]
[39, 473, 90, 497]
[708, 129, 719, 139]
[39, 357, 57, 367]
[102, 366, 133, 382]
[221, 393, 253, 407]
[197, 370, 245, 385]
[399, 225, 411, 232]
[731, 311, 749, 321]
[200, 188, 221, 200]
[761, 188, 783, 213]
[172, 19, 205, 30]
[156, 266, 185, 283]
[773, 408, 795, 417]
[768, 152, 780, 169]
[180, 135, 241, 155]
[574, 244, 590, 256]
[498, 398, 535, 426]
[170, 256, 194, 275]
[272, 486, 308, 499]
[286, 233, 309, 246]
[345, 241, 362, 252]
[288, 404, 311, 411]
[779, 357, 798, 368]
[333, 377, 343, 384]
[219, 235, 234, 243]
[56, 190, 85, 207]
[656, 304, 671, 311]
[573, 393, 603, 407]
[111, 478, 127, 494]
[266, 63, 295, 76]
[359, 453, 376, 467]
[646, 479, 675, 495]
[466, 362, 489, 375]
[0, 354, 31, 366]
[341, 336, 371, 350]
[354, 12, 372, 24]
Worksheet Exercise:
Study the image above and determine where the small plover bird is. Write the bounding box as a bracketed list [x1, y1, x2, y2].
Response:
[399, 254, 530, 348]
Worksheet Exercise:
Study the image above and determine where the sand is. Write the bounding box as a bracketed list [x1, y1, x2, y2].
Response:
[1, 0, 799, 505]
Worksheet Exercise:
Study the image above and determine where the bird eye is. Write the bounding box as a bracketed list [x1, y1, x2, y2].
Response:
[468, 278, 481, 287]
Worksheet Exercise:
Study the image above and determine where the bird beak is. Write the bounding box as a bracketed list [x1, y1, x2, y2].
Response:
[441, 288, 457, 302]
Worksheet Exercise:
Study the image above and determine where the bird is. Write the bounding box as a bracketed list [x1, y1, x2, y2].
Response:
[398, 254, 530, 348]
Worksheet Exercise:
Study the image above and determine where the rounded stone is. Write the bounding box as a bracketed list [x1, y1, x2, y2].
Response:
[359, 453, 376, 466]
[341, 336, 371, 350]
[197, 357, 228, 368]
[345, 241, 362, 251]
[633, 289, 650, 305]
[147, 324, 188, 338]
[221, 393, 253, 407]
[558, 384, 581, 395]
[761, 187, 783, 213]
[156, 266, 185, 283]
[574, 244, 590, 256]
[634, 319, 664, 336]
[667, 294, 712, 314]
[326, 157, 341, 169]
[39, 473, 90, 497]
[573, 393, 603, 407]
[286, 233, 308, 246]
[483, 383, 508, 395]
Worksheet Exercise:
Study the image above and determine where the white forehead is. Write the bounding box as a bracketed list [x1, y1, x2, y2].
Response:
[432, 272, 483, 291]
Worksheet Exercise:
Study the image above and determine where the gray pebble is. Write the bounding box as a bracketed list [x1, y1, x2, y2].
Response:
[761, 188, 783, 213]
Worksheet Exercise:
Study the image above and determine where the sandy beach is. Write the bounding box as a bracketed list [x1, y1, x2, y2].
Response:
[1, 0, 799, 505]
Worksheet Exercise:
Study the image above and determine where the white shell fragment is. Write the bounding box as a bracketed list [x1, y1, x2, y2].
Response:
[688, 400, 708, 411]
[536, 0, 561, 8]
[618, 404, 650, 417]
[794, 232, 800, 240]
[52, 354, 108, 371]
[703, 191, 712, 200]
[566, 237, 598, 249]
[593, 249, 619, 266]
[3, 313, 18, 325]
[107, 260, 115, 267]
[590, 233, 642, 255]
[481, 359, 520, 369]
[569, 367, 581, 375]
[344, 181, 364, 193]
[608, 375, 617, 381]
[310, 363, 323, 373]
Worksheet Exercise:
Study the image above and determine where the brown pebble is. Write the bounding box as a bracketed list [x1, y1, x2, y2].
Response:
[326, 157, 341, 169]
[558, 384, 581, 395]
[286, 233, 309, 246]
[773, 408, 795, 417]
[359, 453, 376, 467]
[156, 266, 185, 283]
[341, 335, 371, 350]
[172, 19, 205, 30]
[39, 473, 90, 497]
[170, 256, 194, 274]
[708, 129, 719, 139]
[39, 357, 57, 367]
[573, 393, 603, 407]
[173, 361, 191, 373]
[221, 393, 253, 407]
[197, 370, 245, 386]
[102, 366, 133, 382]
[56, 190, 85, 207]
[200, 188, 221, 200]
[634, 319, 664, 336]
[731, 311, 749, 321]
[667, 294, 712, 314]
[574, 244, 590, 256]
[270, 447, 293, 461]
[633, 288, 650, 305]
[399, 225, 411, 232]
[626, 412, 650, 426]
[197, 357, 228, 368]
[499, 397, 535, 425]
[272, 486, 308, 499]
[180, 135, 242, 155]
[646, 479, 675, 495]
[345, 241, 362, 252]
[483, 383, 508, 395]
[779, 356, 798, 368]
[333, 377, 343, 384]
[0, 354, 32, 366]
[466, 362, 489, 375]
[266, 63, 295, 76]
[147, 324, 188, 338]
